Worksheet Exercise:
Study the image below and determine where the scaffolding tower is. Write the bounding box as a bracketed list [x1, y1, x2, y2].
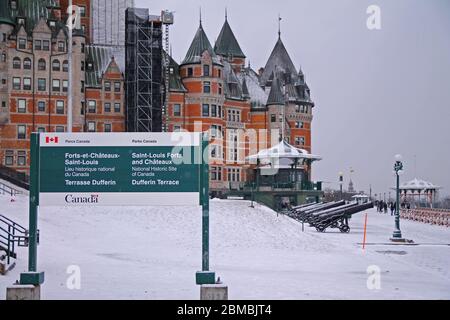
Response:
[125, 8, 163, 132]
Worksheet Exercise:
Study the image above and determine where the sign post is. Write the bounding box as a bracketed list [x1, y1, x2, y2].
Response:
[19, 132, 217, 288]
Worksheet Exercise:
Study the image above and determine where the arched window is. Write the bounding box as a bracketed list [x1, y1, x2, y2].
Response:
[52, 59, 60, 71]
[13, 57, 21, 69]
[62, 60, 69, 72]
[23, 57, 31, 70]
[38, 58, 46, 71]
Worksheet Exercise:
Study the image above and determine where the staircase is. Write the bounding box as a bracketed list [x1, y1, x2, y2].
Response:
[0, 165, 30, 191]
[0, 214, 29, 275]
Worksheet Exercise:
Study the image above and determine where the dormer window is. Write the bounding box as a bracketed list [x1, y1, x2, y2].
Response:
[58, 41, 65, 52]
[87, 62, 94, 71]
[10, 1, 17, 10]
[203, 64, 210, 77]
[49, 21, 56, 28]
[17, 18, 25, 26]
[18, 38, 26, 50]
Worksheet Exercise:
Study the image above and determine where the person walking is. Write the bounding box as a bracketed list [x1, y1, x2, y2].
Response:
[384, 202, 388, 214]
[390, 202, 395, 216]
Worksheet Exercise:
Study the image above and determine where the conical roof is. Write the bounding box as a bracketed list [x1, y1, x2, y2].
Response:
[182, 23, 220, 65]
[0, 0, 14, 26]
[266, 72, 285, 106]
[214, 19, 245, 58]
[261, 37, 297, 86]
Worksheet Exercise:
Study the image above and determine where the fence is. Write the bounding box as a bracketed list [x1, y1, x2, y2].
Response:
[401, 208, 450, 227]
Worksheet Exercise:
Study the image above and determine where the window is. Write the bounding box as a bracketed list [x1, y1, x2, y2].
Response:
[23, 77, 31, 90]
[4, 150, 14, 166]
[17, 151, 26, 166]
[13, 57, 20, 69]
[81, 61, 84, 71]
[218, 69, 222, 78]
[17, 125, 26, 139]
[218, 83, 222, 95]
[58, 41, 65, 52]
[211, 105, 217, 117]
[1, 53, 6, 62]
[38, 58, 46, 71]
[52, 59, 60, 71]
[211, 167, 223, 181]
[18, 38, 26, 49]
[37, 127, 45, 133]
[203, 64, 210, 76]
[87, 121, 96, 132]
[203, 81, 211, 94]
[80, 6, 86, 17]
[173, 104, 181, 116]
[202, 104, 209, 117]
[218, 106, 222, 118]
[56, 100, 64, 114]
[104, 81, 111, 91]
[295, 137, 305, 146]
[114, 103, 120, 113]
[227, 109, 241, 122]
[34, 40, 42, 50]
[52, 79, 60, 91]
[295, 121, 304, 129]
[18, 99, 26, 113]
[104, 103, 111, 113]
[271, 114, 276, 123]
[187, 68, 193, 77]
[43, 40, 50, 51]
[23, 58, 31, 69]
[10, 1, 17, 10]
[88, 100, 96, 113]
[63, 80, 68, 92]
[1, 101, 6, 108]
[81, 101, 85, 115]
[38, 101, 45, 112]
[114, 82, 121, 92]
[13, 77, 21, 90]
[2, 33, 6, 42]
[173, 125, 181, 132]
[81, 43, 85, 54]
[104, 123, 112, 132]
[81, 80, 84, 93]
[38, 78, 46, 91]
[228, 168, 241, 182]
[210, 125, 222, 139]
[63, 60, 68, 72]
[49, 20, 56, 28]
[55, 126, 65, 133]
[210, 144, 222, 159]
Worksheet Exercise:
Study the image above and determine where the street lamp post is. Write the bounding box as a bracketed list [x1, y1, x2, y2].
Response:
[392, 154, 404, 240]
[339, 172, 344, 201]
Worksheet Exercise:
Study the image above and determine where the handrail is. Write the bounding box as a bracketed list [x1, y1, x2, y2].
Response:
[0, 215, 27, 235]
[0, 181, 23, 196]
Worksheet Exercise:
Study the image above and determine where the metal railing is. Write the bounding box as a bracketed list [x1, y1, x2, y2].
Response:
[0, 181, 23, 196]
[0, 215, 29, 266]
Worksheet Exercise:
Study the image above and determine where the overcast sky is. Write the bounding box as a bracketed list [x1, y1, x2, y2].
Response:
[136, 0, 450, 197]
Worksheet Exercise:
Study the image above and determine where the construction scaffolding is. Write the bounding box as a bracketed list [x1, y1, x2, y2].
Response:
[125, 8, 163, 132]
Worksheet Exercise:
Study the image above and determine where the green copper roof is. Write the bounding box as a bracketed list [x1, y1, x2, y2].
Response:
[10, 0, 53, 33]
[214, 19, 245, 58]
[86, 45, 113, 88]
[182, 23, 220, 65]
[0, 0, 14, 26]
[266, 72, 285, 106]
[261, 37, 297, 86]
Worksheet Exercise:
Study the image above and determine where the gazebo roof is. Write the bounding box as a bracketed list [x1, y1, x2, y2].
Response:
[247, 140, 322, 161]
[398, 178, 441, 191]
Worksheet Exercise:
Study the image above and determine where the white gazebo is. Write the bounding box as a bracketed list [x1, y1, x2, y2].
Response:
[394, 178, 441, 208]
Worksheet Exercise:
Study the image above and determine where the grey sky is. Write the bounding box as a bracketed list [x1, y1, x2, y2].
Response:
[136, 0, 450, 197]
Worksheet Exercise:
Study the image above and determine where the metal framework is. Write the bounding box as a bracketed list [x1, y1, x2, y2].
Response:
[125, 8, 163, 132]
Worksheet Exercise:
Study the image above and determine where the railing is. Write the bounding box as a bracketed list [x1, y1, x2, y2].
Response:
[0, 181, 23, 196]
[0, 214, 29, 266]
[244, 181, 322, 192]
[401, 208, 450, 227]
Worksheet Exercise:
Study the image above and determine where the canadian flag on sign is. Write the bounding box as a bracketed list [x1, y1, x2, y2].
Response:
[45, 136, 59, 144]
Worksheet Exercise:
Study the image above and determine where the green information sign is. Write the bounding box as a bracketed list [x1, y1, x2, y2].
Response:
[22, 132, 216, 287]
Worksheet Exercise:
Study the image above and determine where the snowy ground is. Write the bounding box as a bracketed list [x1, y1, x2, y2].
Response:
[0, 192, 449, 300]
